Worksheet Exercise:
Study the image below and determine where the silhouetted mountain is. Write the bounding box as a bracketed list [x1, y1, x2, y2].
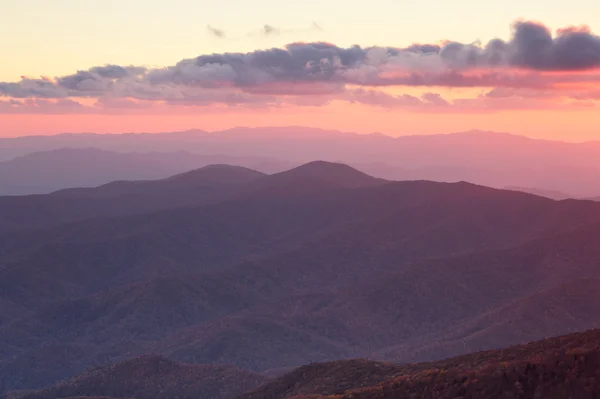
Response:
[54, 164, 265, 199]
[0, 164, 265, 232]
[4, 163, 600, 393]
[0, 148, 289, 195]
[10, 355, 266, 399]
[240, 161, 386, 197]
[269, 161, 384, 188]
[4, 128, 600, 196]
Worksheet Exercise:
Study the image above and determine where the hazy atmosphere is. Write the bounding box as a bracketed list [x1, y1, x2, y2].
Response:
[3, 0, 600, 139]
[3, 1, 600, 399]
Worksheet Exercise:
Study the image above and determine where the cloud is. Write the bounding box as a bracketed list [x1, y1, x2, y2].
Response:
[209, 22, 322, 40]
[262, 24, 280, 36]
[89, 65, 147, 78]
[0, 98, 89, 114]
[207, 25, 226, 39]
[438, 20, 600, 70]
[250, 22, 323, 38]
[0, 78, 68, 98]
[2, 20, 600, 113]
[344, 87, 579, 113]
[95, 97, 154, 109]
[0, 87, 590, 115]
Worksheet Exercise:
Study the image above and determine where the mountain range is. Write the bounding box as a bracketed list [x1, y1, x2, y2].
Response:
[3, 160, 600, 395]
[0, 148, 290, 195]
[4, 127, 600, 197]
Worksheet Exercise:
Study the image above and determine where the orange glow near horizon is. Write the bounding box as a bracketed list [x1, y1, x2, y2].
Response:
[2, 101, 600, 142]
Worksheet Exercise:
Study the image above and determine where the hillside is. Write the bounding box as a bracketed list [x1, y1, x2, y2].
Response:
[237, 360, 407, 399]
[3, 162, 600, 392]
[9, 355, 266, 399]
[11, 329, 600, 399]
[238, 329, 600, 399]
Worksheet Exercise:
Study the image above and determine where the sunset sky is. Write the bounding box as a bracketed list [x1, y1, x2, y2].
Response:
[2, 0, 600, 140]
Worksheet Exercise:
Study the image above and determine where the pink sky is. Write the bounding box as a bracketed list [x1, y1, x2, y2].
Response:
[2, 20, 600, 141]
[2, 104, 598, 142]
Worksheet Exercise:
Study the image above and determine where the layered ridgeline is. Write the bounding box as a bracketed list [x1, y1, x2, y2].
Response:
[0, 164, 267, 232]
[0, 148, 292, 196]
[3, 162, 600, 393]
[11, 329, 600, 399]
[5, 128, 600, 197]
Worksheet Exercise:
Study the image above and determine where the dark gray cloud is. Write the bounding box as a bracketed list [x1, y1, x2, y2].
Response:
[131, 22, 600, 92]
[436, 21, 600, 70]
[146, 42, 369, 89]
[405, 43, 442, 54]
[0, 78, 68, 98]
[89, 65, 146, 78]
[2, 20, 600, 105]
[57, 71, 108, 94]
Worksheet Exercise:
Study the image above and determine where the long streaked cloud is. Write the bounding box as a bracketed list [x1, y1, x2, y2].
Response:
[3, 86, 594, 115]
[1, 20, 600, 113]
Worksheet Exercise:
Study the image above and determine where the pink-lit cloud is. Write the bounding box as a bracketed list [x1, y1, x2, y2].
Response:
[2, 20, 600, 113]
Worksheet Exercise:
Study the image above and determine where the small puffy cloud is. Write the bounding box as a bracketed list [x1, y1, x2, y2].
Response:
[207, 25, 226, 38]
[262, 24, 280, 36]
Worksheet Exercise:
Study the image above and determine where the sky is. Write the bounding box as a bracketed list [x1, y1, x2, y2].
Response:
[2, 0, 600, 140]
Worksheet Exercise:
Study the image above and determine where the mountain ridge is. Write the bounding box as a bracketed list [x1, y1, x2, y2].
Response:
[4, 127, 600, 196]
[3, 162, 600, 392]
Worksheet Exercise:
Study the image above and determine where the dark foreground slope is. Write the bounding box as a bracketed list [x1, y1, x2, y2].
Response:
[16, 329, 600, 399]
[238, 329, 600, 399]
[8, 355, 266, 399]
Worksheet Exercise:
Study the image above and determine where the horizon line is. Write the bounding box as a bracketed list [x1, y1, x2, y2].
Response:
[1, 126, 594, 144]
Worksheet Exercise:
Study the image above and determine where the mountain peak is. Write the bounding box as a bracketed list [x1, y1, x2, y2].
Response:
[236, 161, 385, 198]
[274, 161, 385, 188]
[165, 164, 265, 185]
